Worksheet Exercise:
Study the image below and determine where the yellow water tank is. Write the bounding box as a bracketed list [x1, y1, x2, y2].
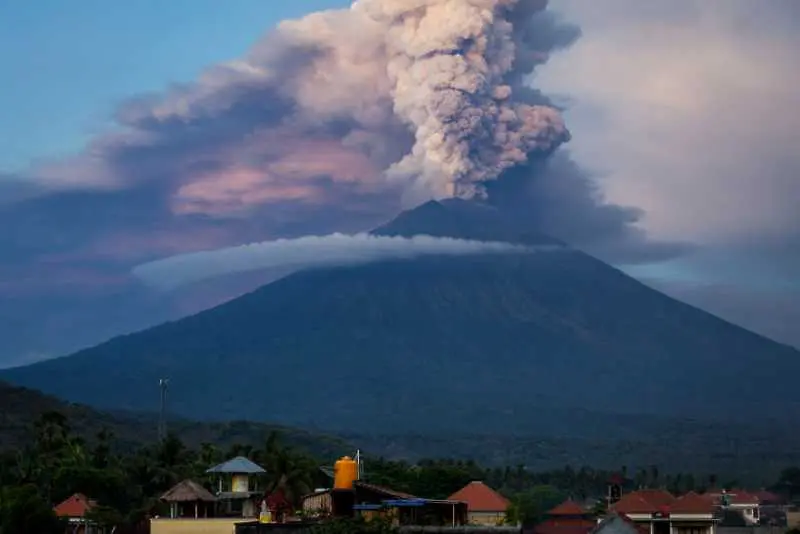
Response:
[334, 456, 358, 490]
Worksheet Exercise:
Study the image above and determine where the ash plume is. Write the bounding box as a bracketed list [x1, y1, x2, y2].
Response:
[102, 0, 577, 213]
[348, 0, 572, 200]
[132, 233, 555, 291]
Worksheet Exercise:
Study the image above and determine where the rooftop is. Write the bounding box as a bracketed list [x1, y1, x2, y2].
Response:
[612, 489, 713, 516]
[447, 481, 509, 513]
[161, 479, 217, 502]
[54, 493, 96, 518]
[549, 499, 588, 516]
[206, 456, 266, 474]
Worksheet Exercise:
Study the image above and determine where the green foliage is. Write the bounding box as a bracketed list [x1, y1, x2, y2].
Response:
[2, 410, 798, 533]
[0, 484, 65, 534]
[0, 412, 331, 531]
[506, 485, 565, 526]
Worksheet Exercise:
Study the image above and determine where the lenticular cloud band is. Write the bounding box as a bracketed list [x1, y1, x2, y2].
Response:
[132, 233, 554, 291]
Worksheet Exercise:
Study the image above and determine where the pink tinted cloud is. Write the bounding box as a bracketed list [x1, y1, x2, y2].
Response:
[172, 136, 383, 217]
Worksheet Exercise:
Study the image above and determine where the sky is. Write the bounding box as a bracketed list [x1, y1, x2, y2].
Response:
[1, 0, 798, 367]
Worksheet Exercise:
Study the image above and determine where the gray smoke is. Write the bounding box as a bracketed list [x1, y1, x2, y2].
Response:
[347, 0, 571, 200]
[110, 0, 577, 214]
[133, 233, 558, 291]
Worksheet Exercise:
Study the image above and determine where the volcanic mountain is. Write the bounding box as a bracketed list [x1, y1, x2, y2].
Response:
[3, 199, 799, 434]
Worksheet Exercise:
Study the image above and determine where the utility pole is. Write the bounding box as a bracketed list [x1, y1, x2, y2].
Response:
[158, 378, 169, 441]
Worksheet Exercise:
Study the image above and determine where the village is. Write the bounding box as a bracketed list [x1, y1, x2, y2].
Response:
[50, 449, 798, 534]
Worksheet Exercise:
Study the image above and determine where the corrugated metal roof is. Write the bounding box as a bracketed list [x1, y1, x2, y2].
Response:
[206, 456, 266, 474]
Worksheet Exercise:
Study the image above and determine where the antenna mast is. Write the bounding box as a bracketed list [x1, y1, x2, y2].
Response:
[158, 378, 169, 441]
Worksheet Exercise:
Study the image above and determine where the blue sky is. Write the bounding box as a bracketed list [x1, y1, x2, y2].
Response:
[0, 0, 345, 171]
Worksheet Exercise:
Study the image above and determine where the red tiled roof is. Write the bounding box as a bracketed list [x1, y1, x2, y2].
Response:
[727, 489, 760, 505]
[612, 489, 676, 515]
[54, 493, 96, 518]
[534, 520, 596, 534]
[669, 492, 714, 514]
[612, 493, 660, 514]
[447, 481, 509, 512]
[635, 489, 676, 508]
[755, 490, 781, 504]
[549, 500, 587, 516]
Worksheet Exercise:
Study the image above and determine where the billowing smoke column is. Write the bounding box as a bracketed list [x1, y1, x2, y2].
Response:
[269, 0, 571, 204]
[351, 0, 570, 199]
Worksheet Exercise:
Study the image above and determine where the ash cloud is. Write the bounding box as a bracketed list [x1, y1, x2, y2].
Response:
[8, 0, 659, 262]
[133, 234, 552, 292]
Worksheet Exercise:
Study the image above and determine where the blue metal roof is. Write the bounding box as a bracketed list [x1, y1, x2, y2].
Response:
[206, 456, 266, 474]
[353, 504, 383, 511]
[383, 498, 428, 507]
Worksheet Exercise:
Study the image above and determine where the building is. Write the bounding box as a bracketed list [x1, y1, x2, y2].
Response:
[207, 456, 267, 518]
[611, 490, 716, 534]
[53, 493, 99, 534]
[159, 479, 217, 519]
[448, 481, 510, 526]
[150, 456, 268, 534]
[533, 499, 598, 534]
[708, 489, 760, 525]
[300, 481, 468, 527]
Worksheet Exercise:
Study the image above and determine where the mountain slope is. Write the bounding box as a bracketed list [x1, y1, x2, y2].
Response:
[0, 380, 350, 457]
[3, 200, 799, 433]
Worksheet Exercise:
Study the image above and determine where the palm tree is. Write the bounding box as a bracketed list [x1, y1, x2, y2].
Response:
[256, 432, 315, 506]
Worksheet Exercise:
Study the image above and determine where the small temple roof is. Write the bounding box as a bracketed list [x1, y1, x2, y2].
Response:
[206, 456, 266, 474]
[161, 479, 217, 502]
[54, 493, 96, 518]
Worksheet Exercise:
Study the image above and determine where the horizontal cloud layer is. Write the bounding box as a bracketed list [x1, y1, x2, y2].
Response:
[133, 233, 559, 291]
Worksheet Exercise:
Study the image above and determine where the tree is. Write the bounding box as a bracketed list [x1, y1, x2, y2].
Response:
[256, 432, 316, 506]
[0, 484, 65, 534]
[505, 485, 565, 526]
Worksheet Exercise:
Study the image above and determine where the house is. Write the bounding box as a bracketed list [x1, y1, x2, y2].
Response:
[448, 480, 510, 526]
[611, 490, 716, 534]
[533, 499, 597, 534]
[708, 489, 760, 524]
[206, 456, 267, 518]
[53, 493, 99, 534]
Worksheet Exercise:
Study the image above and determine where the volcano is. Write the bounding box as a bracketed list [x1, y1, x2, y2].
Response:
[3, 199, 799, 433]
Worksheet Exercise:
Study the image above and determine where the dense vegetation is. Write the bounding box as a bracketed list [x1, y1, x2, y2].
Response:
[4, 411, 800, 534]
[0, 380, 351, 457]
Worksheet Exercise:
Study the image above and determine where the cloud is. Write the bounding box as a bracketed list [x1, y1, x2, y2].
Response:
[540, 0, 800, 249]
[132, 233, 555, 291]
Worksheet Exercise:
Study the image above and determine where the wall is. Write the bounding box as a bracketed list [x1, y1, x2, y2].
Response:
[469, 511, 507, 526]
[717, 527, 786, 534]
[151, 518, 239, 534]
[399, 528, 520, 533]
